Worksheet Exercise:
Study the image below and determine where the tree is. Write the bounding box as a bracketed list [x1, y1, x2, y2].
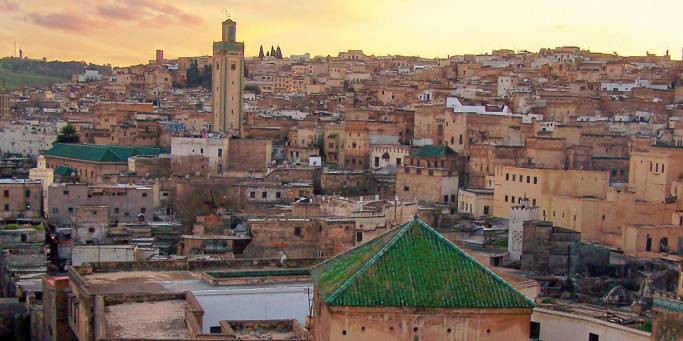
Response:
[185, 60, 201, 87]
[201, 64, 212, 88]
[57, 124, 79, 143]
[244, 84, 261, 95]
[258, 45, 265, 59]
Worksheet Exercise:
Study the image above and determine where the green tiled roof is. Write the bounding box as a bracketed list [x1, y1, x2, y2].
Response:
[311, 218, 534, 309]
[45, 144, 165, 163]
[53, 166, 74, 176]
[413, 145, 455, 157]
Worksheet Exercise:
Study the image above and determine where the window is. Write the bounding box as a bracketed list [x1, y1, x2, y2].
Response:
[444, 195, 449, 203]
[210, 326, 222, 334]
[3, 204, 9, 211]
[63, 190, 69, 195]
[2, 190, 8, 198]
[218, 148, 223, 157]
[25, 190, 31, 198]
[506, 173, 509, 181]
[294, 226, 302, 237]
[532, 199, 536, 206]
[114, 207, 119, 214]
[404, 185, 410, 192]
[140, 207, 146, 214]
[530, 322, 541, 339]
[250, 192, 255, 198]
[261, 192, 267, 198]
[588, 333, 599, 341]
[512, 174, 516, 181]
[511, 196, 515, 203]
[533, 177, 538, 184]
[88, 227, 95, 233]
[504, 195, 508, 202]
[230, 63, 236, 71]
[142, 193, 148, 198]
[526, 176, 530, 183]
[276, 192, 281, 199]
[450, 194, 455, 202]
[68, 207, 74, 213]
[356, 231, 363, 242]
[396, 158, 402, 166]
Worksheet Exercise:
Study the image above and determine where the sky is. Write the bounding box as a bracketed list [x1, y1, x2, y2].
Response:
[0, 0, 682, 66]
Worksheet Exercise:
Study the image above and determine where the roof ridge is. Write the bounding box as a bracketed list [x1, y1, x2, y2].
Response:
[414, 218, 535, 307]
[325, 220, 413, 304]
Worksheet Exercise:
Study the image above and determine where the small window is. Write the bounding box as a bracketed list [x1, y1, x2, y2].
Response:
[404, 185, 410, 192]
[250, 192, 255, 198]
[25, 190, 31, 198]
[356, 231, 363, 242]
[276, 192, 281, 198]
[230, 63, 236, 71]
[3, 190, 8, 198]
[142, 193, 148, 198]
[261, 192, 267, 198]
[530, 322, 540, 339]
[505, 173, 509, 181]
[505, 195, 508, 202]
[588, 333, 599, 341]
[210, 326, 222, 334]
[68, 207, 74, 213]
[140, 207, 146, 214]
[294, 226, 302, 236]
[88, 227, 95, 233]
[3, 204, 9, 211]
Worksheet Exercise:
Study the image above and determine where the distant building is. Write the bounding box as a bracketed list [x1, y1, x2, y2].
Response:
[0, 179, 42, 219]
[212, 19, 244, 136]
[43, 143, 166, 183]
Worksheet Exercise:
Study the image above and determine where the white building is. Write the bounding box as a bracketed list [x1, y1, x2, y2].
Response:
[507, 198, 539, 262]
[0, 122, 60, 156]
[171, 136, 229, 174]
[446, 97, 509, 115]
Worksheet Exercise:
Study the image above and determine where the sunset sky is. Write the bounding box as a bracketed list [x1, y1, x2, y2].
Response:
[0, 0, 681, 66]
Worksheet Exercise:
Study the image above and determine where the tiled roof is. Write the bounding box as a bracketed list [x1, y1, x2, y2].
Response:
[45, 144, 165, 163]
[53, 166, 74, 176]
[413, 145, 455, 157]
[311, 218, 534, 309]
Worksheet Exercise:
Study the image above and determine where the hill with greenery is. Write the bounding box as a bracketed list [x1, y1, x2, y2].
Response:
[0, 58, 111, 89]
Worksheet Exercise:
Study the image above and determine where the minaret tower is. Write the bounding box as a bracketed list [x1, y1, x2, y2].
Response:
[212, 18, 244, 136]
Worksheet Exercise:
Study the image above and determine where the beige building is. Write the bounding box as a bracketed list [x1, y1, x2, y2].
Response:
[0, 89, 9, 121]
[212, 19, 244, 136]
[493, 166, 609, 219]
[396, 145, 463, 204]
[458, 188, 494, 217]
[0, 179, 42, 219]
[628, 145, 683, 203]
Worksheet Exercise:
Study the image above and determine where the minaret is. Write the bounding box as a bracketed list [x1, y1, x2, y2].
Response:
[507, 197, 539, 262]
[212, 18, 244, 136]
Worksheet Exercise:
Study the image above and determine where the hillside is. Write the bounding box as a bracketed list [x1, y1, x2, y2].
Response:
[0, 58, 111, 89]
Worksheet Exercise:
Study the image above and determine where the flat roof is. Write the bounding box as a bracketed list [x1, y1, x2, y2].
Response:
[105, 300, 189, 339]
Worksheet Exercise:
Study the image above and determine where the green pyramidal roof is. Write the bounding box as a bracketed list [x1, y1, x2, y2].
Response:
[311, 218, 534, 309]
[45, 144, 166, 163]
